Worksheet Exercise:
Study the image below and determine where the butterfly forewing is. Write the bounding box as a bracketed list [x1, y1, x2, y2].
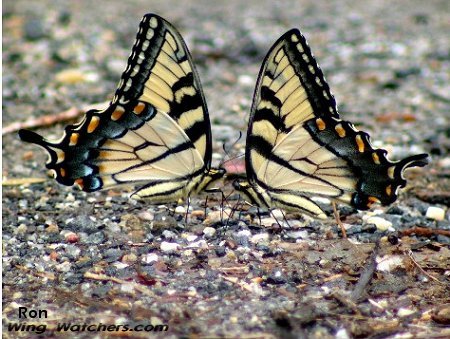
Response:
[19, 14, 223, 203]
[241, 29, 428, 218]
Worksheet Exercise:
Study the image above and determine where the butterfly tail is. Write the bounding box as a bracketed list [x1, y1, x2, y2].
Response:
[18, 128, 102, 191]
[396, 153, 429, 176]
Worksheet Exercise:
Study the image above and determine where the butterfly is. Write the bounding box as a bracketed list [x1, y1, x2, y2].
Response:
[233, 29, 429, 219]
[19, 14, 225, 203]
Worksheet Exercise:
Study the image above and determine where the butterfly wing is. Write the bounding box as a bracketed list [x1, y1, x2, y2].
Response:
[242, 29, 428, 218]
[19, 14, 222, 203]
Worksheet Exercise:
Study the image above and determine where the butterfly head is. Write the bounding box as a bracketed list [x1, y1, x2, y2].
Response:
[195, 167, 226, 192]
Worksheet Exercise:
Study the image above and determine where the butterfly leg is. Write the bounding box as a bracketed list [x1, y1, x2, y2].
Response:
[332, 201, 347, 238]
[185, 196, 191, 224]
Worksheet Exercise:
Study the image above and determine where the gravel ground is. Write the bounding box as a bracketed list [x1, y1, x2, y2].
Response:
[3, 0, 450, 337]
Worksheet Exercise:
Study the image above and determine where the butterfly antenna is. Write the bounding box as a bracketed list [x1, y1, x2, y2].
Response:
[219, 131, 243, 168]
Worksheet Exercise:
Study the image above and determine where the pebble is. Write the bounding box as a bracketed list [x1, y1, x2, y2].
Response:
[162, 230, 177, 239]
[64, 232, 79, 243]
[204, 210, 231, 224]
[175, 206, 186, 214]
[286, 230, 309, 239]
[185, 234, 198, 242]
[259, 217, 278, 227]
[335, 328, 351, 339]
[160, 242, 180, 253]
[397, 307, 416, 317]
[16, 224, 28, 235]
[55, 262, 71, 272]
[189, 239, 208, 249]
[250, 233, 269, 244]
[122, 253, 138, 264]
[46, 223, 59, 234]
[65, 245, 81, 259]
[203, 227, 216, 238]
[191, 210, 205, 218]
[142, 253, 158, 264]
[365, 216, 393, 231]
[55, 69, 99, 84]
[137, 211, 154, 221]
[376, 255, 404, 272]
[425, 206, 446, 221]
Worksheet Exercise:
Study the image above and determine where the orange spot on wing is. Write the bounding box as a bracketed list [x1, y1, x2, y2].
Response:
[75, 178, 84, 189]
[60, 168, 66, 177]
[316, 118, 326, 131]
[386, 185, 392, 196]
[372, 152, 380, 165]
[335, 124, 346, 137]
[355, 135, 365, 153]
[367, 196, 381, 207]
[87, 116, 100, 133]
[111, 108, 125, 121]
[69, 133, 79, 146]
[134, 102, 146, 114]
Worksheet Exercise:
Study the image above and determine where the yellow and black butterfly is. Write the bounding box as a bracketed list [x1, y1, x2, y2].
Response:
[233, 29, 429, 219]
[19, 14, 225, 203]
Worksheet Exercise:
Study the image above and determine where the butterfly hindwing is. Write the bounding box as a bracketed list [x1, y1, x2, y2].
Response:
[19, 14, 224, 203]
[238, 29, 428, 218]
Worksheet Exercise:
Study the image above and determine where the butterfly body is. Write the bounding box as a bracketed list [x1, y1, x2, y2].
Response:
[19, 14, 225, 203]
[234, 29, 428, 219]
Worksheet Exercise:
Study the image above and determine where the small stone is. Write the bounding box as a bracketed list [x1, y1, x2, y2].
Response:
[203, 227, 216, 238]
[191, 210, 205, 218]
[160, 242, 180, 253]
[46, 223, 59, 233]
[138, 211, 154, 221]
[55, 262, 71, 272]
[425, 206, 446, 221]
[397, 307, 416, 317]
[250, 233, 269, 244]
[16, 224, 28, 235]
[237, 230, 251, 238]
[142, 253, 158, 263]
[120, 214, 142, 231]
[185, 234, 198, 242]
[55, 69, 99, 84]
[49, 251, 58, 261]
[162, 230, 177, 239]
[376, 255, 404, 272]
[175, 206, 186, 214]
[122, 253, 138, 264]
[365, 216, 393, 231]
[432, 304, 450, 324]
[204, 209, 231, 224]
[335, 328, 350, 339]
[215, 246, 226, 257]
[259, 217, 278, 227]
[65, 232, 79, 243]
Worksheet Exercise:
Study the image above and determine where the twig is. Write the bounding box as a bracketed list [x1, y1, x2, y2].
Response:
[400, 226, 450, 238]
[221, 275, 258, 293]
[331, 291, 362, 315]
[84, 271, 155, 296]
[406, 250, 443, 285]
[332, 201, 347, 238]
[2, 101, 108, 135]
[351, 240, 379, 302]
